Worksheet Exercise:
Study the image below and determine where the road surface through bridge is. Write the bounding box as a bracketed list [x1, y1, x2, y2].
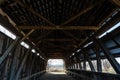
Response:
[38, 72, 75, 80]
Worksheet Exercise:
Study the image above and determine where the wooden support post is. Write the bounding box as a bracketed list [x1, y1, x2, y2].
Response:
[69, 66, 71, 69]
[76, 63, 79, 69]
[9, 45, 21, 80]
[96, 51, 102, 72]
[92, 47, 102, 72]
[83, 49, 97, 80]
[0, 37, 20, 65]
[90, 36, 102, 72]
[3, 38, 12, 80]
[74, 64, 75, 69]
[78, 54, 83, 70]
[71, 65, 73, 69]
[72, 64, 74, 69]
[15, 47, 31, 80]
[83, 51, 96, 72]
[3, 58, 10, 80]
[79, 63, 82, 70]
[95, 38, 120, 74]
[83, 60, 86, 70]
[28, 54, 35, 78]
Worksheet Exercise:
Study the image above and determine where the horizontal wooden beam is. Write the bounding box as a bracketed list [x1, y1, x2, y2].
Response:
[41, 38, 84, 42]
[61, 6, 94, 25]
[15, 0, 56, 26]
[21, 71, 45, 80]
[60, 1, 103, 26]
[111, 0, 120, 7]
[17, 26, 98, 30]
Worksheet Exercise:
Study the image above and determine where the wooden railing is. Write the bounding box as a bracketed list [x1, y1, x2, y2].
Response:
[67, 69, 120, 80]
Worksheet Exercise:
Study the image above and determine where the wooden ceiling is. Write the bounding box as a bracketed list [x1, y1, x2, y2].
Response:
[0, 0, 118, 59]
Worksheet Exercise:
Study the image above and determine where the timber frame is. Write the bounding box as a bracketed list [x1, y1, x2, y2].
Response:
[0, 0, 120, 79]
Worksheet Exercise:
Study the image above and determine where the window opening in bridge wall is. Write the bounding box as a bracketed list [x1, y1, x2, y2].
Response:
[81, 62, 84, 70]
[74, 64, 77, 69]
[98, 22, 120, 38]
[101, 59, 116, 74]
[46, 59, 65, 72]
[0, 25, 16, 40]
[115, 57, 120, 65]
[76, 63, 80, 69]
[86, 62, 91, 71]
[91, 60, 97, 71]
[77, 63, 80, 69]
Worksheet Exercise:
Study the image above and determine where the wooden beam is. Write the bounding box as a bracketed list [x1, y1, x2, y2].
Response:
[17, 26, 98, 30]
[0, 0, 5, 5]
[0, 37, 20, 65]
[97, 8, 119, 27]
[111, 0, 120, 7]
[61, 1, 103, 26]
[83, 51, 96, 72]
[60, 6, 94, 25]
[15, 0, 99, 47]
[20, 29, 35, 41]
[15, 47, 32, 80]
[41, 38, 84, 42]
[92, 47, 102, 72]
[20, 71, 45, 80]
[15, 0, 56, 26]
[34, 31, 53, 46]
[96, 8, 119, 36]
[0, 6, 46, 59]
[96, 39, 120, 74]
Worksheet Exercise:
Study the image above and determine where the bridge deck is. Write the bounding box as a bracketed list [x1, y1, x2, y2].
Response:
[38, 72, 75, 80]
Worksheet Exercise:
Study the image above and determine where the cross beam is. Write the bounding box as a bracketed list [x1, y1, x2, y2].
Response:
[15, 0, 56, 26]
[17, 26, 98, 30]
[41, 38, 84, 42]
[111, 0, 120, 7]
[60, 6, 94, 25]
[60, 1, 103, 26]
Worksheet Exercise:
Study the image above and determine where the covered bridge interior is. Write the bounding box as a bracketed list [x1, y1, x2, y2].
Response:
[0, 0, 120, 80]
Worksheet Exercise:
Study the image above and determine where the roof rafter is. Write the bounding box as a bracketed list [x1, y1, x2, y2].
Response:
[15, 0, 56, 26]
[60, 1, 104, 26]
[60, 6, 94, 25]
[111, 0, 120, 7]
[17, 26, 98, 30]
[40, 38, 84, 42]
[20, 29, 35, 41]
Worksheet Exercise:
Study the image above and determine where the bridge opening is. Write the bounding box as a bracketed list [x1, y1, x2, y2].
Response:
[46, 59, 65, 74]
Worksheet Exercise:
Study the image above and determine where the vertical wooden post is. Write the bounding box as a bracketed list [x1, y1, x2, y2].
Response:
[83, 50, 96, 72]
[95, 38, 120, 74]
[79, 62, 82, 70]
[9, 45, 21, 80]
[15, 47, 32, 80]
[0, 37, 20, 65]
[83, 60, 86, 70]
[92, 47, 102, 72]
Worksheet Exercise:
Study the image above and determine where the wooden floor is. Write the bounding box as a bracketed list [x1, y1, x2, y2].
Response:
[38, 72, 75, 80]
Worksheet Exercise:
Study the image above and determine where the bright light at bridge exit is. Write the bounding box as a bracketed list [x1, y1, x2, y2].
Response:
[46, 59, 65, 73]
